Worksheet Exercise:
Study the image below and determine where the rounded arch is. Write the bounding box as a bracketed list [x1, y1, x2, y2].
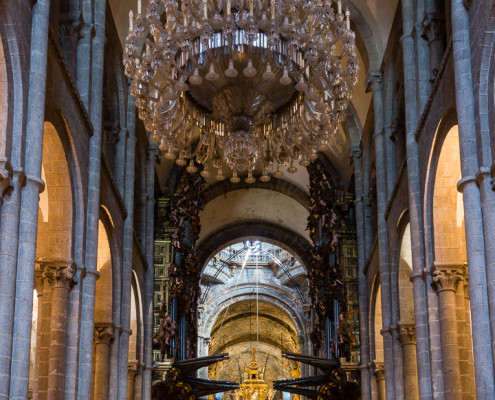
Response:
[370, 276, 384, 363]
[478, 3, 495, 167]
[0, 10, 27, 165]
[200, 288, 307, 341]
[425, 111, 466, 265]
[0, 31, 8, 160]
[197, 221, 313, 273]
[396, 221, 414, 323]
[424, 110, 459, 265]
[36, 121, 73, 261]
[203, 179, 309, 209]
[198, 189, 310, 244]
[94, 215, 114, 323]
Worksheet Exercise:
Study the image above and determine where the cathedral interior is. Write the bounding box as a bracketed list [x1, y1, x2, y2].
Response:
[1, 0, 495, 399]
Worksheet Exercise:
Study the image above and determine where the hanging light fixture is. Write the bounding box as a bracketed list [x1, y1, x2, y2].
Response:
[124, 0, 358, 183]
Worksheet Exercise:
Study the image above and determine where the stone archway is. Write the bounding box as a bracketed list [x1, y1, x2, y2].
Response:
[31, 121, 75, 399]
[428, 123, 475, 399]
[198, 241, 310, 389]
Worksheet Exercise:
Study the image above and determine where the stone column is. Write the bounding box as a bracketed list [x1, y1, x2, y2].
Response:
[0, 165, 20, 400]
[126, 360, 138, 400]
[400, 2, 433, 398]
[454, 266, 475, 399]
[432, 265, 463, 400]
[142, 143, 158, 400]
[58, 21, 82, 78]
[108, 327, 122, 400]
[77, 0, 106, 397]
[398, 322, 419, 400]
[352, 145, 371, 400]
[31, 271, 44, 400]
[118, 94, 137, 400]
[133, 363, 144, 400]
[35, 266, 54, 400]
[42, 263, 76, 400]
[367, 71, 395, 399]
[372, 362, 386, 400]
[9, 0, 51, 398]
[450, 0, 495, 397]
[93, 324, 115, 400]
[114, 129, 128, 197]
[421, 15, 445, 81]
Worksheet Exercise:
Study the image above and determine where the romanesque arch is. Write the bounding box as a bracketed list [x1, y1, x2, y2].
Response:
[425, 117, 475, 398]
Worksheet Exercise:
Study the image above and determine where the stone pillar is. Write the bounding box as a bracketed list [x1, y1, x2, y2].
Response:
[367, 71, 395, 400]
[42, 263, 76, 400]
[58, 21, 81, 78]
[31, 271, 44, 400]
[462, 275, 475, 392]
[142, 143, 158, 400]
[108, 327, 122, 400]
[127, 360, 138, 400]
[421, 15, 445, 81]
[35, 267, 54, 400]
[351, 145, 370, 400]
[118, 95, 137, 400]
[432, 265, 463, 400]
[373, 362, 386, 400]
[400, 2, 433, 398]
[398, 322, 419, 400]
[454, 266, 475, 399]
[93, 324, 115, 400]
[0, 165, 20, 400]
[77, 0, 106, 396]
[114, 129, 128, 198]
[134, 363, 144, 400]
[9, 0, 51, 398]
[450, 0, 495, 397]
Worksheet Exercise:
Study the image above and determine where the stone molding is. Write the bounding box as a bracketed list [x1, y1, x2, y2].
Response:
[398, 321, 416, 346]
[431, 264, 465, 293]
[94, 323, 115, 345]
[40, 261, 77, 289]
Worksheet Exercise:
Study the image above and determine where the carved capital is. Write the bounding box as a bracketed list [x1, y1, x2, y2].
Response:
[40, 261, 77, 289]
[128, 359, 139, 376]
[0, 159, 13, 200]
[421, 15, 445, 44]
[59, 19, 83, 44]
[432, 265, 464, 293]
[94, 323, 115, 345]
[398, 321, 416, 346]
[365, 71, 382, 93]
[350, 145, 362, 160]
[371, 361, 385, 381]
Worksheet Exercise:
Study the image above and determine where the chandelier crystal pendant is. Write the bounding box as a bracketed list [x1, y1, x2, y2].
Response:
[124, 0, 358, 183]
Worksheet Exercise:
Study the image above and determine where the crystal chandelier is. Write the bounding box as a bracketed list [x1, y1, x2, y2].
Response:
[124, 0, 358, 183]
